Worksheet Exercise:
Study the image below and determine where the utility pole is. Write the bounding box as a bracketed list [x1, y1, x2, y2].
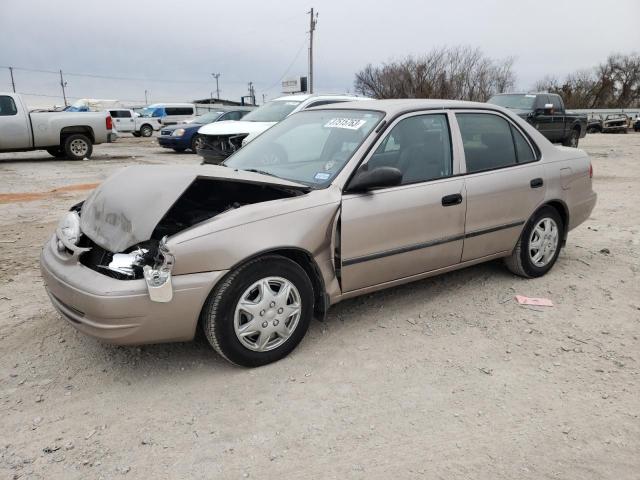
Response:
[144, 89, 149, 105]
[59, 70, 68, 107]
[212, 73, 220, 100]
[262, 93, 266, 104]
[8, 67, 16, 93]
[307, 7, 318, 94]
[248, 82, 255, 105]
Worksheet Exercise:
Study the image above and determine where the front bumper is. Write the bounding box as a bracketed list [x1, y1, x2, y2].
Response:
[157, 135, 190, 149]
[40, 235, 227, 345]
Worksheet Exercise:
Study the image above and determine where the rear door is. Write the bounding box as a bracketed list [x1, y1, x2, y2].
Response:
[454, 111, 545, 261]
[340, 112, 466, 292]
[0, 95, 31, 149]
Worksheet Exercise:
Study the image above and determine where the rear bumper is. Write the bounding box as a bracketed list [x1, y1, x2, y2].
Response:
[40, 235, 227, 345]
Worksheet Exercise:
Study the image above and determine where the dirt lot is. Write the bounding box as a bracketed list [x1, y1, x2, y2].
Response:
[1, 133, 638, 479]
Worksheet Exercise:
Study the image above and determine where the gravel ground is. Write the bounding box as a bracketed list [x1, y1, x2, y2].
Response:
[1, 133, 639, 479]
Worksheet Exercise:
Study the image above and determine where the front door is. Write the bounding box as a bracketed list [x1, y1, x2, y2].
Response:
[340, 112, 466, 292]
[0, 95, 31, 149]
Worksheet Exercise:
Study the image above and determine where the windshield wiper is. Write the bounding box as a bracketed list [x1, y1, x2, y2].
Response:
[244, 168, 279, 178]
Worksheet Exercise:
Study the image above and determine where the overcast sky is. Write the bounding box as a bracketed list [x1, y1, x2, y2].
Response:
[1, 0, 638, 108]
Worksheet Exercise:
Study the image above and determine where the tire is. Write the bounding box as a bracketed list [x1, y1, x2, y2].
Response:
[140, 125, 153, 137]
[46, 147, 65, 158]
[62, 134, 93, 160]
[201, 255, 314, 367]
[562, 128, 580, 147]
[132, 132, 141, 137]
[172, 148, 186, 152]
[190, 134, 204, 153]
[505, 206, 564, 278]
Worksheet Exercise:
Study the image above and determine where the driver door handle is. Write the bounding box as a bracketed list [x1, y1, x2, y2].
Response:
[442, 193, 463, 207]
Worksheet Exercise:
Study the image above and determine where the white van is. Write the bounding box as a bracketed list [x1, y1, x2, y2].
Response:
[107, 108, 162, 137]
[138, 103, 196, 128]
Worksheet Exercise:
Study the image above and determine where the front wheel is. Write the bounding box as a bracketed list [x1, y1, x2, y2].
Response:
[562, 128, 580, 147]
[201, 255, 314, 367]
[63, 134, 93, 160]
[504, 206, 563, 278]
[191, 134, 204, 153]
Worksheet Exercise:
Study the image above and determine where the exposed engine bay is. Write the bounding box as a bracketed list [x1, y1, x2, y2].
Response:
[78, 178, 304, 280]
[199, 134, 248, 163]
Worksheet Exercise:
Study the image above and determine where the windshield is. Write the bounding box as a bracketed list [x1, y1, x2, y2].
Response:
[488, 94, 536, 110]
[241, 100, 302, 122]
[192, 111, 224, 124]
[224, 109, 383, 187]
[140, 107, 163, 118]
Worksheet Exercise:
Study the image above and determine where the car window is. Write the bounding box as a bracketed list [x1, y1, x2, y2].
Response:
[0, 96, 18, 116]
[221, 111, 243, 121]
[550, 95, 563, 112]
[165, 107, 193, 115]
[370, 114, 452, 185]
[457, 113, 517, 173]
[120, 110, 132, 118]
[510, 125, 536, 163]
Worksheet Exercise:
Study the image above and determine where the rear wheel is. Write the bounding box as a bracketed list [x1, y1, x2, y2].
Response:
[132, 132, 141, 137]
[562, 128, 580, 147]
[62, 134, 93, 160]
[140, 125, 153, 137]
[201, 255, 314, 367]
[505, 206, 563, 278]
[191, 134, 204, 152]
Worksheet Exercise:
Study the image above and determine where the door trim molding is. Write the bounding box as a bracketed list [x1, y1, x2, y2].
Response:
[343, 220, 524, 266]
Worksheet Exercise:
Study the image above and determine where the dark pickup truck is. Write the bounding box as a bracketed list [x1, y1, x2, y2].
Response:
[487, 93, 587, 147]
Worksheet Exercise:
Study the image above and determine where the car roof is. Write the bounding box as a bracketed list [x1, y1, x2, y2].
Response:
[307, 98, 508, 116]
[271, 93, 366, 102]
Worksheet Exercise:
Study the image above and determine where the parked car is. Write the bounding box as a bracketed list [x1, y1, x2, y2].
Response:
[196, 93, 368, 163]
[0, 92, 114, 160]
[157, 110, 251, 152]
[40, 99, 597, 366]
[601, 114, 628, 133]
[587, 115, 603, 133]
[138, 103, 196, 133]
[106, 108, 162, 138]
[487, 93, 587, 147]
[634, 116, 640, 132]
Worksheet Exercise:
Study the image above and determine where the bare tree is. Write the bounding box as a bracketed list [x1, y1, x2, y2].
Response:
[534, 52, 640, 108]
[354, 46, 516, 101]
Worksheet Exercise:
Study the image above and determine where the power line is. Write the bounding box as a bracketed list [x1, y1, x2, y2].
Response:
[263, 36, 309, 93]
[0, 65, 263, 86]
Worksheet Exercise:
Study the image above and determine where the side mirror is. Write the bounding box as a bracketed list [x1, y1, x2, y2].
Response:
[348, 166, 403, 192]
[544, 103, 554, 114]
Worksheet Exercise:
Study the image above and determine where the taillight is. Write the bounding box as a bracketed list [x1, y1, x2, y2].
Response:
[589, 163, 593, 178]
[106, 116, 113, 130]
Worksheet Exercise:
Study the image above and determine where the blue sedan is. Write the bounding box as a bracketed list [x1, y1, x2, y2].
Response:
[157, 110, 249, 152]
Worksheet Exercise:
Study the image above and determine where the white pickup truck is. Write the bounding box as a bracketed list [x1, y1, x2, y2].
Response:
[0, 93, 115, 160]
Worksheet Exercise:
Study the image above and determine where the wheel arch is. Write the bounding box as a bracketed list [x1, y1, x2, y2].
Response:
[60, 126, 95, 144]
[223, 247, 329, 320]
[537, 199, 570, 246]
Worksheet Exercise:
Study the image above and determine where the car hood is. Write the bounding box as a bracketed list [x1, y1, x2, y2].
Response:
[80, 164, 308, 252]
[197, 120, 275, 136]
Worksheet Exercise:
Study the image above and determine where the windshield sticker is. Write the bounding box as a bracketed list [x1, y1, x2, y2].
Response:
[525, 94, 537, 97]
[324, 118, 367, 130]
[314, 172, 331, 181]
[285, 102, 299, 106]
[324, 160, 336, 171]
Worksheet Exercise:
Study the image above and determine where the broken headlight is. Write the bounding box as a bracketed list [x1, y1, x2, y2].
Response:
[58, 211, 81, 245]
[143, 237, 175, 303]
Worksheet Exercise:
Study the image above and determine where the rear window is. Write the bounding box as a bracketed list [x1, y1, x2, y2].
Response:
[165, 107, 194, 115]
[0, 96, 18, 116]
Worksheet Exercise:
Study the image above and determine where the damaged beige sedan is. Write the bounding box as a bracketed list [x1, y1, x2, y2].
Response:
[41, 100, 597, 366]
